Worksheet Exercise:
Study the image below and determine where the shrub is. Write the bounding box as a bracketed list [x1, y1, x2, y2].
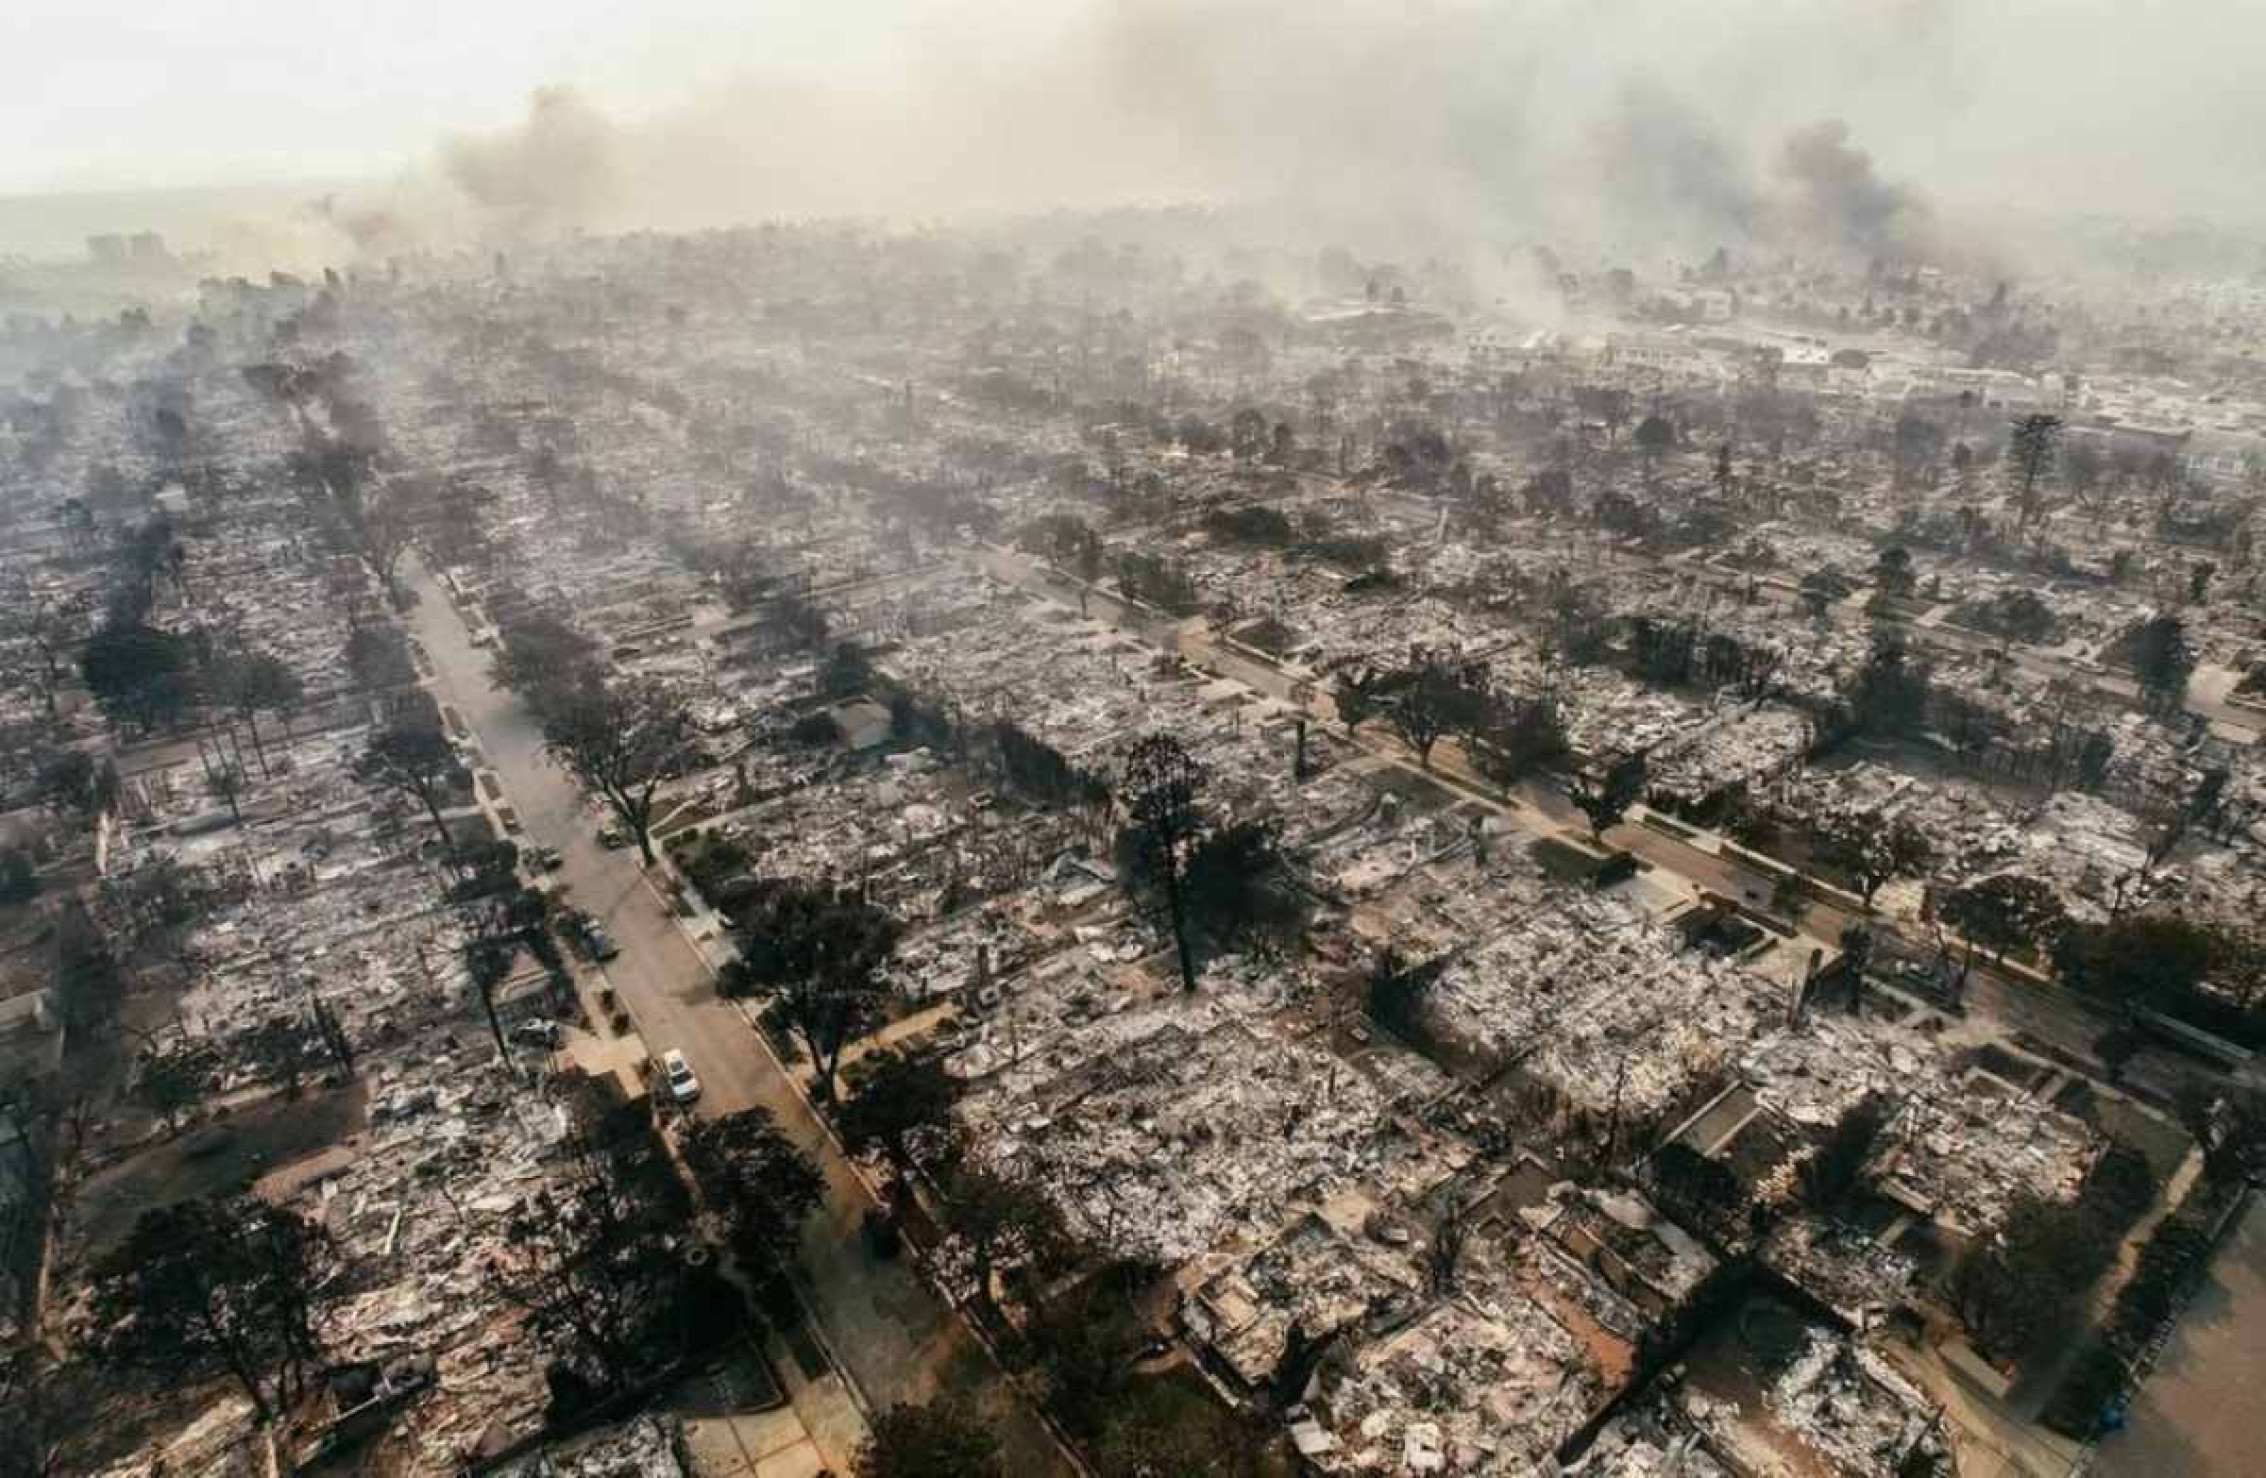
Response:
[2083, 1139, 2159, 1232]
[2108, 1213, 2216, 1355]
[0, 847, 37, 905]
[2040, 1343, 2126, 1439]
[787, 711, 839, 746]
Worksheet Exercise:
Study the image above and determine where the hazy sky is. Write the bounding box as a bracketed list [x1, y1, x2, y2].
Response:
[9, 0, 2264, 248]
[4, 0, 948, 193]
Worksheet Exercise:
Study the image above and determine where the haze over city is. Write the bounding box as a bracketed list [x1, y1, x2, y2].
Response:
[4, 4, 2266, 1477]
[10, 1, 2266, 259]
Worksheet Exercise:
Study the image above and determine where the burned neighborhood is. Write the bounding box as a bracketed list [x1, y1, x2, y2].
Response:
[6, 5, 2266, 1476]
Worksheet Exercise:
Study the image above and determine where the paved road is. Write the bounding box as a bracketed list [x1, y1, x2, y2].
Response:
[403, 556, 1070, 1475]
[2097, 1195, 2266, 1478]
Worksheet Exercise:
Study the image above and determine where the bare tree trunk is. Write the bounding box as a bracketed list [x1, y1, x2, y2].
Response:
[1163, 864, 1197, 993]
[783, 1004, 840, 1105]
[418, 790, 453, 854]
[207, 1333, 273, 1424]
[243, 712, 270, 777]
[479, 979, 510, 1061]
[970, 1240, 999, 1327]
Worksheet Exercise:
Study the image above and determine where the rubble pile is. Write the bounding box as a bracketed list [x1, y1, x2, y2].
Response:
[1647, 703, 1815, 809]
[1428, 893, 1783, 1121]
[1739, 1014, 2096, 1232]
[964, 1008, 1416, 1263]
[486, 1413, 686, 1478]
[16, 214, 2257, 1478]
[303, 1034, 574, 1469]
[1186, 1204, 1423, 1389]
[1763, 1330, 1940, 1478]
[1319, 1289, 1604, 1475]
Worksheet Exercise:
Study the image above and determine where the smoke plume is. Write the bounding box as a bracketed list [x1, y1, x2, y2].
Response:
[264, 0, 2265, 281]
[441, 87, 618, 236]
[1776, 119, 1930, 261]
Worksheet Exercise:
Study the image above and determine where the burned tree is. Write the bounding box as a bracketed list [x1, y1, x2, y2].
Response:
[1120, 732, 1207, 992]
[840, 1049, 962, 1181]
[540, 677, 695, 866]
[942, 1162, 1072, 1327]
[724, 882, 899, 1103]
[1814, 810, 1933, 910]
[90, 1197, 335, 1424]
[3, 598, 74, 718]
[356, 715, 462, 854]
[0, 1354, 100, 1478]
[1651, 1143, 1745, 1232]
[2007, 413, 2063, 534]
[462, 885, 551, 1060]
[682, 1108, 824, 1300]
[1569, 750, 1647, 841]
[36, 749, 101, 820]
[1838, 922, 1877, 1014]
[2129, 612, 2195, 718]
[855, 1401, 1005, 1478]
[81, 622, 195, 734]
[1375, 656, 1489, 770]
[343, 621, 417, 692]
[212, 650, 303, 777]
[1844, 629, 1932, 739]
[1426, 1202, 1469, 1295]
[1174, 817, 1311, 958]
[1331, 666, 1381, 737]
[487, 1115, 705, 1408]
[355, 493, 414, 604]
[490, 607, 602, 703]
[1800, 1094, 1895, 1210]
[206, 760, 245, 826]
[1940, 872, 2069, 1001]
[132, 1049, 206, 1134]
[1366, 946, 1450, 1048]
[1799, 567, 1851, 621]
[1469, 689, 1571, 790]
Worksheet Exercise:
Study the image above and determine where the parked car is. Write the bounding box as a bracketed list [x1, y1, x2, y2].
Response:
[513, 1019, 562, 1047]
[596, 825, 629, 850]
[659, 1049, 702, 1106]
[527, 845, 564, 871]
[563, 909, 620, 961]
[582, 920, 620, 961]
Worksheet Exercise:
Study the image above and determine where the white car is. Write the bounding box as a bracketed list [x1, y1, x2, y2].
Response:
[660, 1049, 702, 1106]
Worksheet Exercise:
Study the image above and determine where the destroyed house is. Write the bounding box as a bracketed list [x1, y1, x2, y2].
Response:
[1536, 1186, 1719, 1320]
[1184, 1207, 1424, 1394]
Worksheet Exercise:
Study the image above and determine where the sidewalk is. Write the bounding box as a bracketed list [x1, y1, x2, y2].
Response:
[671, 1341, 850, 1478]
[1888, 1334, 2085, 1478]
